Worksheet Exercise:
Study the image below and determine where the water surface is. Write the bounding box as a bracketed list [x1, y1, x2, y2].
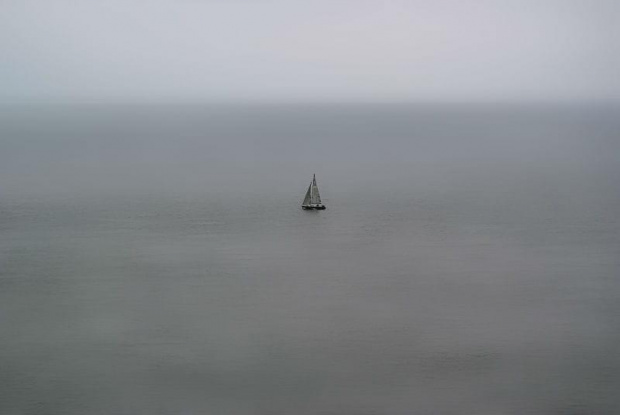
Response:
[1, 104, 619, 414]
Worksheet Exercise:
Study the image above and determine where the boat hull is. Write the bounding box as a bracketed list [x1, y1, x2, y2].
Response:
[302, 205, 326, 210]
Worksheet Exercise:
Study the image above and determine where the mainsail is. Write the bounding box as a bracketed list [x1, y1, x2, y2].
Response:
[310, 175, 322, 205]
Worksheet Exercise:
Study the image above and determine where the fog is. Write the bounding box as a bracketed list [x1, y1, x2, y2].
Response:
[1, 103, 618, 197]
[2, 2, 620, 413]
[2, 0, 619, 103]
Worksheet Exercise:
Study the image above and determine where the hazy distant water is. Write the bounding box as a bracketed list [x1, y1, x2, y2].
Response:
[1, 104, 619, 414]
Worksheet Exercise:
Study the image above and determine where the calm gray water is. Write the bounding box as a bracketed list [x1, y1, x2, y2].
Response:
[1, 104, 619, 414]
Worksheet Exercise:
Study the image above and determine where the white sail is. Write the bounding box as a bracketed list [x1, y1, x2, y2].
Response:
[302, 183, 312, 206]
[311, 175, 322, 205]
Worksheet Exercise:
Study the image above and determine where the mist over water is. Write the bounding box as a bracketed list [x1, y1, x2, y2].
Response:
[1, 104, 619, 414]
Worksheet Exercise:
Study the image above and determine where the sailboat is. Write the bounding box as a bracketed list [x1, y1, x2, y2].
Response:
[301, 174, 326, 210]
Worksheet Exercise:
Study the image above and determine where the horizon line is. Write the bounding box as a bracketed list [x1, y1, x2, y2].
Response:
[1, 97, 619, 107]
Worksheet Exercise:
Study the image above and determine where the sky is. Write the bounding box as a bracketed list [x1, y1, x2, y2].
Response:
[1, 0, 619, 103]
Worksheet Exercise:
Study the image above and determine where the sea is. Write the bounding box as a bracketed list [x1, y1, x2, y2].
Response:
[1, 103, 619, 414]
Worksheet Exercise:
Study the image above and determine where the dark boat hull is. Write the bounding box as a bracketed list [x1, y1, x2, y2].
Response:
[302, 205, 326, 210]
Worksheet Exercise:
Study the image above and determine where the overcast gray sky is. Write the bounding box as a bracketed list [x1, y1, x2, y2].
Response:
[2, 0, 619, 103]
